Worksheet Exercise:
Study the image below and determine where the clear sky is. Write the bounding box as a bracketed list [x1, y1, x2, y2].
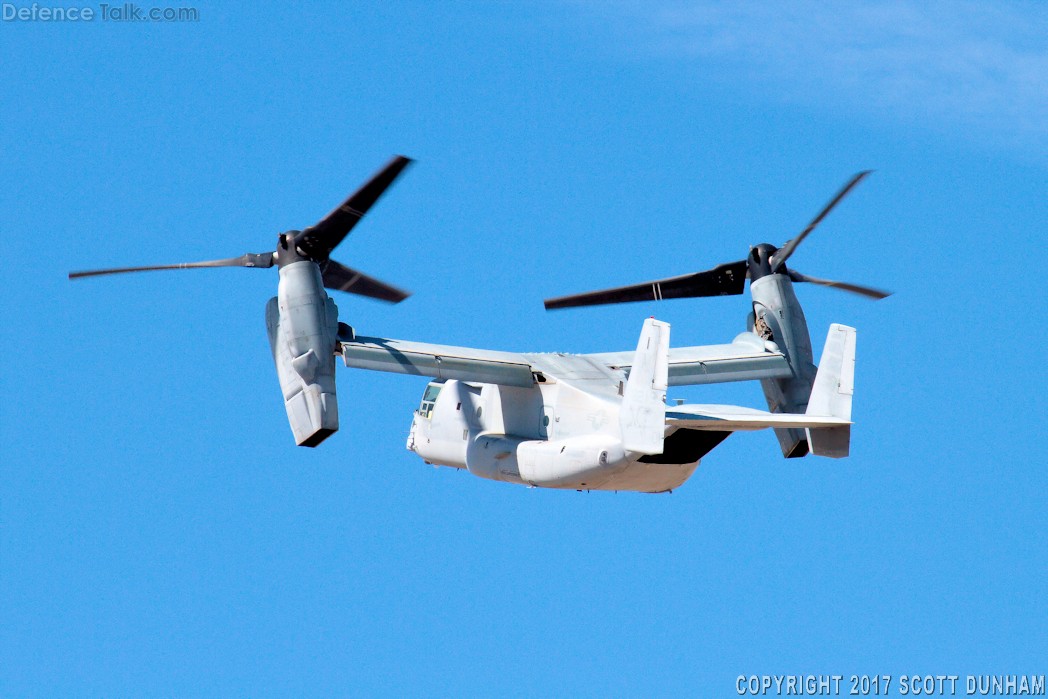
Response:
[2, 1, 1046, 695]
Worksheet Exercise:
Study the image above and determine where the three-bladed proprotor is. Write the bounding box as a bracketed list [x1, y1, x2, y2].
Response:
[543, 171, 889, 310]
[70, 155, 414, 447]
[70, 155, 412, 302]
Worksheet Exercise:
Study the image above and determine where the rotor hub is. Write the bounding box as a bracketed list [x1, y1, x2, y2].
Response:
[747, 243, 781, 282]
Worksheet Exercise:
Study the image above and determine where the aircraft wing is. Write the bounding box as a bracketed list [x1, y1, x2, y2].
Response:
[587, 331, 793, 386]
[667, 404, 851, 431]
[340, 334, 631, 397]
[340, 336, 537, 387]
[340, 329, 791, 392]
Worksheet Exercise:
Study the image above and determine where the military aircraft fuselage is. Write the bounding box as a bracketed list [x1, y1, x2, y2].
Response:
[406, 379, 717, 493]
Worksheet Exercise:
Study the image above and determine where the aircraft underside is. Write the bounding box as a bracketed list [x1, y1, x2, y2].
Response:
[409, 433, 706, 493]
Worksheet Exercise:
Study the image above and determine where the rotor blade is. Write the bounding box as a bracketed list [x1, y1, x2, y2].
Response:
[771, 170, 872, 271]
[788, 269, 891, 300]
[69, 252, 275, 279]
[295, 155, 413, 260]
[321, 259, 411, 303]
[544, 260, 747, 310]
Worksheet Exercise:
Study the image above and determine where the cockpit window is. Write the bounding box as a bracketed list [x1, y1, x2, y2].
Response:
[419, 382, 443, 419]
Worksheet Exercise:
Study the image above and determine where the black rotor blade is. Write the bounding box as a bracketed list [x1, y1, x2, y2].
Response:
[544, 260, 747, 310]
[69, 252, 275, 279]
[788, 269, 891, 300]
[321, 259, 411, 303]
[295, 155, 413, 260]
[771, 170, 871, 272]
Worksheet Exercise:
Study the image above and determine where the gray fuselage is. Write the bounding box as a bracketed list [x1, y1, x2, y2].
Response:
[406, 379, 725, 493]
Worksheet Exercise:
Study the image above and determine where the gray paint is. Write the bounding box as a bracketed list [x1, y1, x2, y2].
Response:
[265, 260, 340, 447]
[750, 272, 818, 458]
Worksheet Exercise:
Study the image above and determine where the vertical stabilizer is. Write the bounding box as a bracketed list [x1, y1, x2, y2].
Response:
[806, 323, 856, 458]
[620, 318, 669, 455]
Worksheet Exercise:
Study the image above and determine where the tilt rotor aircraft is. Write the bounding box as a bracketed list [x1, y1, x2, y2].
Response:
[70, 156, 889, 493]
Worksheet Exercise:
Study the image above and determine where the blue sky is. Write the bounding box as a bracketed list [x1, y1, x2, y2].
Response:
[2, 1, 1046, 695]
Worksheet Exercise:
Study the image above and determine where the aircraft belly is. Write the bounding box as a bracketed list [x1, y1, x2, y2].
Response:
[512, 437, 699, 492]
[597, 460, 700, 493]
[413, 424, 700, 491]
[511, 456, 699, 493]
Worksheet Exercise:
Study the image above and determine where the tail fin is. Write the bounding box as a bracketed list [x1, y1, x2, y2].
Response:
[620, 318, 669, 455]
[805, 324, 856, 457]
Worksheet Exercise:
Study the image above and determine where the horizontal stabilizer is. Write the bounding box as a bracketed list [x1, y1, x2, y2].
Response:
[668, 404, 850, 432]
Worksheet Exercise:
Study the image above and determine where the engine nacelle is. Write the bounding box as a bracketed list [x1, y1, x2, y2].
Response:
[750, 272, 817, 458]
[265, 260, 340, 447]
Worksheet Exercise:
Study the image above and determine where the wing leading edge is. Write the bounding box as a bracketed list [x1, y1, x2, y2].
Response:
[340, 336, 626, 393]
[341, 336, 536, 387]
